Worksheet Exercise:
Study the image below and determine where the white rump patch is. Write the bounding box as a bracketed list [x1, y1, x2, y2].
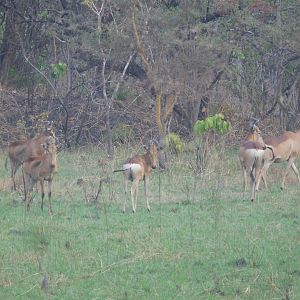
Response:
[123, 163, 142, 173]
[245, 149, 264, 159]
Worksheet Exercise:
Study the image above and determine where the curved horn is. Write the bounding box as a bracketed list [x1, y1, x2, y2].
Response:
[249, 117, 259, 128]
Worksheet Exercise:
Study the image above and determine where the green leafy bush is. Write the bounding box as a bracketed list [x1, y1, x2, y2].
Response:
[165, 132, 185, 155]
[51, 62, 67, 79]
[193, 113, 231, 135]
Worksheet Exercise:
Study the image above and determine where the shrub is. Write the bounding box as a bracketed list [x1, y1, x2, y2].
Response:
[165, 132, 185, 155]
[193, 113, 231, 136]
[113, 123, 133, 143]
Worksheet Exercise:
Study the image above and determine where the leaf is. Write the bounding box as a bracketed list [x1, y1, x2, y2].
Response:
[51, 62, 67, 79]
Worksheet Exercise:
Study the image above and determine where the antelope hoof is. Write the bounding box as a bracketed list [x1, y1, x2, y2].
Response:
[132, 209, 136, 213]
[251, 198, 254, 202]
[147, 207, 151, 212]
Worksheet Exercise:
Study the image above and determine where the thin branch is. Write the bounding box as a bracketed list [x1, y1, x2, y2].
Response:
[22, 52, 57, 94]
[111, 54, 134, 100]
[102, 57, 108, 102]
[131, 0, 150, 71]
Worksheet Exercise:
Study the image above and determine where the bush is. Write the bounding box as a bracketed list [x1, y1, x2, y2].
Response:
[165, 132, 185, 155]
[113, 123, 133, 143]
[193, 113, 231, 135]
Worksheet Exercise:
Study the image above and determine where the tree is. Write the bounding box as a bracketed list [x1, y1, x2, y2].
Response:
[131, 0, 182, 168]
[85, 0, 134, 157]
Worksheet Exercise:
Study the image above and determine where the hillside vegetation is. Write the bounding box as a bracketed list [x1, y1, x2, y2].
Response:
[0, 0, 299, 152]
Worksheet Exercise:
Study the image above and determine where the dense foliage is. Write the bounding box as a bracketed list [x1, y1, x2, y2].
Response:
[0, 0, 299, 149]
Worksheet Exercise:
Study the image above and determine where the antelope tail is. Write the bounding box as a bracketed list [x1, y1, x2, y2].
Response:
[113, 166, 131, 173]
[113, 169, 125, 173]
[265, 145, 275, 161]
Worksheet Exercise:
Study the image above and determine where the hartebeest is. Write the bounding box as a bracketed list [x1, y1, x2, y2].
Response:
[239, 140, 273, 201]
[6, 121, 57, 190]
[257, 130, 300, 190]
[23, 136, 57, 214]
[239, 121, 274, 200]
[114, 141, 159, 213]
[239, 122, 265, 190]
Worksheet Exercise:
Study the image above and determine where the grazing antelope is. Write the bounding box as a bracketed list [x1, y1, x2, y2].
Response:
[6, 121, 57, 190]
[23, 136, 58, 214]
[257, 130, 300, 190]
[114, 141, 159, 213]
[239, 122, 268, 193]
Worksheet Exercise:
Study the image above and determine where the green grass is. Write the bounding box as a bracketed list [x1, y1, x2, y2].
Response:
[0, 146, 299, 299]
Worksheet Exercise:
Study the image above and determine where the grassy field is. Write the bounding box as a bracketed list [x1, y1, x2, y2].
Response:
[0, 145, 299, 299]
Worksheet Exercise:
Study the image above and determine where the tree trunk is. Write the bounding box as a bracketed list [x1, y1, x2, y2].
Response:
[0, 8, 17, 84]
[158, 128, 167, 170]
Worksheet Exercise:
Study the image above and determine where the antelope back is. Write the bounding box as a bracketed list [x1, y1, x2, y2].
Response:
[242, 140, 265, 150]
[8, 139, 38, 164]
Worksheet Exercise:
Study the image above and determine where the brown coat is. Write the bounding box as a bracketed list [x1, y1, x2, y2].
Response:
[259, 130, 300, 189]
[7, 129, 56, 190]
[23, 136, 57, 214]
[122, 143, 158, 213]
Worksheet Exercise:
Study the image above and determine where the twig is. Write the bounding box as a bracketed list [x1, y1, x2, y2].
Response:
[94, 178, 103, 203]
[17, 284, 38, 297]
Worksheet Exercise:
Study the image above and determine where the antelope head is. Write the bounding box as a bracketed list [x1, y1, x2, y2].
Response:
[249, 117, 261, 133]
[41, 136, 57, 154]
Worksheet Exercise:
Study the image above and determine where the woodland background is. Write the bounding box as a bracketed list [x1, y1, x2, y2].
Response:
[0, 0, 299, 155]
[0, 3, 299, 298]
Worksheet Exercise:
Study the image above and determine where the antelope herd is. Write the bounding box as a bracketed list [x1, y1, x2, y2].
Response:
[239, 119, 300, 201]
[5, 121, 57, 191]
[2, 119, 300, 214]
[4, 121, 58, 214]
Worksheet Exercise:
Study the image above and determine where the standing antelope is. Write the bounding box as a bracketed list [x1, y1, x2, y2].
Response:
[114, 142, 159, 213]
[239, 122, 268, 192]
[257, 130, 300, 190]
[239, 140, 273, 201]
[23, 136, 58, 214]
[6, 121, 56, 190]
